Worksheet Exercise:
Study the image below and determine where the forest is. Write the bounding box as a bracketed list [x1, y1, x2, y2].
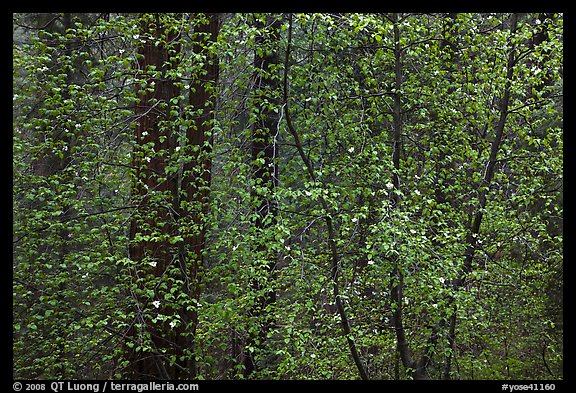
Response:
[13, 13, 563, 380]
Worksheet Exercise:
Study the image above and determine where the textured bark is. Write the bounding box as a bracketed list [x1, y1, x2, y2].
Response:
[128, 13, 219, 380]
[128, 13, 181, 380]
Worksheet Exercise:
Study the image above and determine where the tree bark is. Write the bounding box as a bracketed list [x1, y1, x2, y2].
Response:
[128, 13, 181, 379]
[128, 13, 220, 379]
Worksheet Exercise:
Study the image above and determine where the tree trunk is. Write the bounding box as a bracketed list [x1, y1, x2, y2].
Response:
[128, 13, 181, 380]
[128, 13, 220, 380]
[243, 13, 281, 377]
[445, 12, 519, 380]
[179, 12, 220, 378]
[387, 12, 427, 380]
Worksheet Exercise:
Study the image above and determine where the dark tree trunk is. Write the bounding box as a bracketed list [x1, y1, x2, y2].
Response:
[243, 14, 281, 377]
[446, 13, 519, 380]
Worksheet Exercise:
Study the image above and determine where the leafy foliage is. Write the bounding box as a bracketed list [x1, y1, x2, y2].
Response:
[13, 12, 562, 380]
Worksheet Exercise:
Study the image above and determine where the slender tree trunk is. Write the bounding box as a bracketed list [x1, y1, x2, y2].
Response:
[387, 13, 446, 380]
[457, 13, 518, 285]
[243, 14, 281, 377]
[388, 13, 519, 380]
[445, 12, 519, 379]
[387, 12, 429, 380]
[438, 12, 460, 380]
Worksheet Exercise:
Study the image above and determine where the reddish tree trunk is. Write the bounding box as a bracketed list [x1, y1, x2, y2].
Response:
[179, 12, 220, 378]
[128, 14, 181, 380]
[128, 13, 220, 380]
